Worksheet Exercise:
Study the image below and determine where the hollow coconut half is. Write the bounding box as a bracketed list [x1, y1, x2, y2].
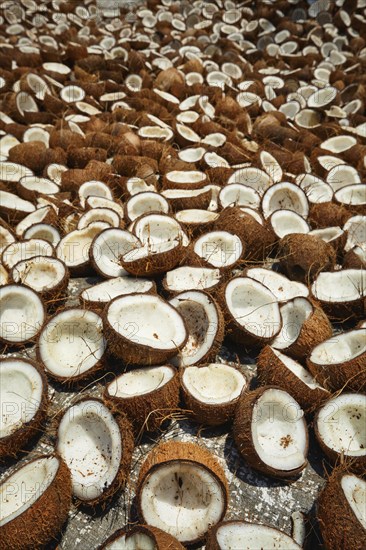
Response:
[104, 365, 179, 434]
[90, 228, 141, 279]
[257, 347, 329, 413]
[163, 266, 221, 296]
[0, 358, 48, 459]
[311, 270, 366, 320]
[136, 441, 229, 545]
[245, 267, 309, 303]
[57, 398, 134, 506]
[233, 386, 308, 478]
[206, 520, 302, 550]
[317, 469, 366, 550]
[314, 393, 366, 473]
[181, 363, 247, 426]
[104, 293, 187, 365]
[0, 455, 72, 550]
[307, 328, 366, 392]
[38, 308, 106, 384]
[11, 256, 69, 303]
[2, 238, 55, 271]
[193, 231, 244, 271]
[121, 238, 185, 278]
[0, 284, 45, 345]
[80, 277, 155, 310]
[100, 525, 185, 550]
[169, 291, 224, 367]
[222, 277, 281, 348]
[271, 297, 332, 361]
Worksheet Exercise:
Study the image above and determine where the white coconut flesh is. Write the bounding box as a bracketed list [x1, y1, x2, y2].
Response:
[12, 256, 66, 292]
[23, 127, 50, 145]
[107, 294, 187, 350]
[344, 216, 366, 252]
[15, 206, 55, 237]
[214, 522, 301, 549]
[56, 223, 109, 267]
[183, 364, 246, 404]
[78, 208, 120, 230]
[175, 210, 219, 225]
[104, 533, 156, 550]
[228, 168, 272, 195]
[219, 184, 260, 209]
[139, 461, 225, 542]
[225, 278, 281, 339]
[133, 215, 189, 248]
[321, 135, 357, 154]
[165, 170, 206, 187]
[262, 183, 309, 219]
[335, 185, 366, 207]
[309, 227, 344, 243]
[127, 192, 169, 221]
[24, 223, 61, 246]
[91, 229, 140, 278]
[81, 277, 154, 304]
[57, 400, 121, 501]
[107, 365, 175, 398]
[310, 329, 366, 367]
[0, 191, 35, 214]
[162, 186, 211, 201]
[2, 239, 55, 270]
[0, 360, 44, 438]
[307, 87, 337, 108]
[270, 210, 310, 238]
[169, 291, 219, 366]
[165, 266, 221, 292]
[86, 196, 124, 219]
[311, 270, 366, 303]
[341, 475, 366, 529]
[271, 348, 325, 390]
[272, 298, 313, 350]
[326, 165, 360, 192]
[39, 309, 106, 378]
[298, 174, 333, 204]
[0, 226, 15, 254]
[0, 285, 44, 342]
[78, 180, 113, 208]
[0, 456, 60, 527]
[246, 268, 309, 302]
[126, 177, 156, 196]
[194, 231, 242, 268]
[0, 162, 33, 182]
[19, 176, 59, 195]
[316, 394, 366, 457]
[0, 264, 8, 285]
[251, 389, 307, 471]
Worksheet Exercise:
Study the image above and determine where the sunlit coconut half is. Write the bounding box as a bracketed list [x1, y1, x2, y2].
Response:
[0, 284, 44, 345]
[80, 277, 155, 309]
[121, 238, 184, 278]
[271, 297, 332, 361]
[307, 328, 366, 392]
[104, 365, 179, 434]
[0, 225, 15, 255]
[222, 277, 281, 347]
[181, 363, 247, 426]
[344, 215, 365, 252]
[245, 267, 309, 302]
[270, 209, 310, 238]
[175, 210, 219, 236]
[163, 266, 221, 296]
[163, 170, 207, 190]
[257, 347, 329, 412]
[0, 455, 71, 550]
[90, 228, 140, 278]
[206, 520, 302, 550]
[168, 289, 224, 365]
[15, 205, 57, 238]
[314, 393, 366, 471]
[161, 186, 213, 211]
[2, 238, 54, 270]
[11, 256, 69, 302]
[136, 441, 228, 545]
[57, 398, 134, 505]
[219, 184, 261, 210]
[132, 213, 189, 248]
[234, 387, 308, 478]
[77, 208, 121, 230]
[318, 470, 366, 550]
[311, 269, 366, 319]
[85, 196, 124, 220]
[104, 293, 187, 365]
[0, 264, 8, 286]
[23, 223, 61, 246]
[100, 524, 184, 550]
[262, 182, 309, 219]
[18, 176, 59, 201]
[0, 358, 48, 458]
[38, 308, 106, 384]
[125, 192, 169, 222]
[193, 231, 244, 270]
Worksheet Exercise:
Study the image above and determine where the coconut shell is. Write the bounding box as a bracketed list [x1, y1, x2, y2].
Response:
[317, 469, 366, 550]
[309, 202, 353, 229]
[120, 242, 186, 277]
[257, 346, 330, 413]
[277, 233, 337, 283]
[7, 141, 47, 174]
[344, 247, 366, 269]
[0, 358, 49, 459]
[0, 455, 72, 550]
[67, 147, 108, 169]
[233, 386, 308, 479]
[99, 525, 185, 550]
[136, 441, 229, 543]
[104, 366, 180, 434]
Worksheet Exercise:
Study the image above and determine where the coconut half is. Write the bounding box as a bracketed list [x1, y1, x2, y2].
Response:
[104, 365, 179, 434]
[223, 277, 281, 347]
[38, 308, 106, 384]
[315, 393, 366, 471]
[136, 441, 228, 545]
[318, 470, 366, 550]
[206, 520, 302, 550]
[56, 222, 108, 275]
[100, 525, 185, 550]
[245, 267, 309, 302]
[270, 209, 310, 238]
[90, 228, 141, 278]
[104, 293, 187, 365]
[308, 328, 366, 392]
[125, 192, 170, 222]
[234, 387, 308, 478]
[2, 239, 54, 270]
[181, 363, 247, 426]
[23, 223, 61, 246]
[0, 358, 48, 458]
[0, 284, 44, 345]
[169, 291, 224, 367]
[163, 266, 221, 295]
[193, 231, 244, 270]
[57, 398, 134, 505]
[80, 277, 155, 309]
[311, 269, 366, 319]
[262, 182, 309, 219]
[11, 256, 69, 302]
[257, 347, 329, 412]
[0, 455, 71, 550]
